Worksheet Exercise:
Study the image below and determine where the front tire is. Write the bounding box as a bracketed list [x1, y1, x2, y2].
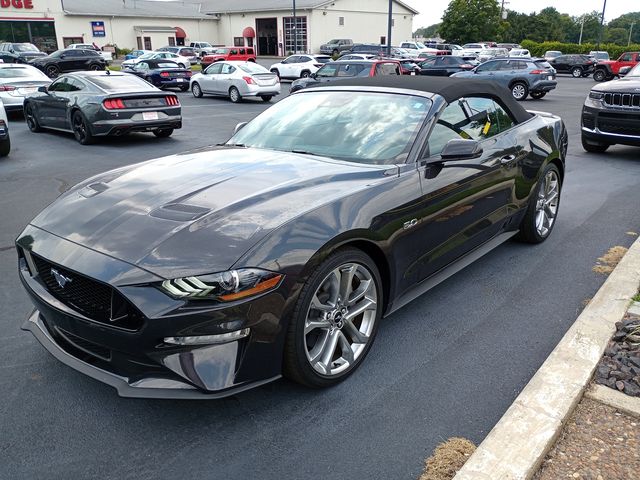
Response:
[511, 81, 529, 101]
[581, 134, 610, 153]
[0, 137, 10, 157]
[593, 69, 607, 82]
[283, 248, 382, 388]
[229, 86, 242, 103]
[192, 82, 203, 98]
[71, 111, 94, 145]
[516, 164, 561, 244]
[571, 67, 583, 78]
[24, 103, 42, 132]
[45, 65, 60, 78]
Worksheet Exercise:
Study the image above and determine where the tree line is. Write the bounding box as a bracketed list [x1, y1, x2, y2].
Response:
[414, 0, 640, 47]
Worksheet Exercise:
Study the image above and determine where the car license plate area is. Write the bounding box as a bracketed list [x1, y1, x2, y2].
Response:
[143, 112, 159, 121]
[548, 75, 554, 80]
[124, 98, 165, 108]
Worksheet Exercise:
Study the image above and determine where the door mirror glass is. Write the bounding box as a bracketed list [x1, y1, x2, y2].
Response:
[619, 66, 632, 76]
[37, 85, 48, 93]
[439, 139, 483, 161]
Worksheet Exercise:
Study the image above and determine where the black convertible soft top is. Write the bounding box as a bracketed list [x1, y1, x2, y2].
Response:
[144, 59, 183, 69]
[309, 76, 533, 124]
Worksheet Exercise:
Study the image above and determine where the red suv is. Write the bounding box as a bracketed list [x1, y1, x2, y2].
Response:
[201, 47, 256, 69]
[290, 59, 401, 92]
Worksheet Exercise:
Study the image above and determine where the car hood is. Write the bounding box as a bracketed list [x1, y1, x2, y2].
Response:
[592, 77, 640, 92]
[30, 147, 390, 279]
[20, 51, 46, 59]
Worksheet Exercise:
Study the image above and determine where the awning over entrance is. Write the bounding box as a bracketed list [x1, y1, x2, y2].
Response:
[175, 27, 187, 38]
[242, 26, 255, 38]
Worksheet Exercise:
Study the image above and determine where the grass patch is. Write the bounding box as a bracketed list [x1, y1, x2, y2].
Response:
[632, 292, 640, 303]
[592, 246, 628, 275]
[108, 65, 121, 71]
[419, 437, 476, 480]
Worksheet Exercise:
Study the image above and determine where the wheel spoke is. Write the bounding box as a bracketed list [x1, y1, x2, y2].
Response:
[342, 318, 369, 344]
[346, 279, 371, 306]
[337, 331, 355, 365]
[308, 329, 330, 365]
[345, 298, 376, 321]
[338, 264, 356, 303]
[311, 293, 333, 312]
[304, 318, 331, 335]
[318, 330, 340, 373]
[327, 270, 341, 306]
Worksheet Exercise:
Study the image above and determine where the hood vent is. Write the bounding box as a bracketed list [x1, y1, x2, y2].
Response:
[149, 203, 211, 222]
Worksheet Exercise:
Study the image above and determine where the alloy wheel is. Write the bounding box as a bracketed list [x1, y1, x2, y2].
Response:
[25, 104, 39, 132]
[512, 83, 527, 100]
[192, 82, 202, 98]
[572, 67, 582, 78]
[535, 170, 560, 237]
[72, 113, 89, 144]
[303, 262, 378, 376]
[229, 87, 241, 103]
[46, 65, 59, 78]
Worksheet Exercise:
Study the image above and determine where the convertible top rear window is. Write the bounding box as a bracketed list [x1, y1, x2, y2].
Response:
[230, 91, 432, 164]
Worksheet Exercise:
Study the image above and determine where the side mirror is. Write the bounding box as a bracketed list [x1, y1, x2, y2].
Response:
[310, 72, 317, 78]
[60, 54, 66, 59]
[233, 122, 248, 135]
[439, 139, 483, 161]
[37, 86, 48, 93]
[619, 66, 632, 76]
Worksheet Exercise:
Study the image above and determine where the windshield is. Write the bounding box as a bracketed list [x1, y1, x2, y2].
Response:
[200, 42, 212, 47]
[89, 74, 157, 92]
[627, 63, 640, 76]
[229, 91, 431, 164]
[13, 43, 39, 52]
[0, 66, 48, 79]
[327, 39, 340, 44]
[213, 48, 229, 54]
[138, 53, 155, 60]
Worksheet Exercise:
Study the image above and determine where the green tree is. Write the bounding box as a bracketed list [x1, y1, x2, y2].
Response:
[607, 12, 640, 44]
[606, 27, 629, 45]
[440, 0, 501, 44]
[414, 23, 441, 39]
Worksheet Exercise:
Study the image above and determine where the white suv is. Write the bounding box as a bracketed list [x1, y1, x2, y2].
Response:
[400, 41, 437, 54]
[269, 54, 332, 79]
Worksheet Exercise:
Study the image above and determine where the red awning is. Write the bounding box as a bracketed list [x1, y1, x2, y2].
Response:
[242, 27, 256, 38]
[174, 27, 187, 38]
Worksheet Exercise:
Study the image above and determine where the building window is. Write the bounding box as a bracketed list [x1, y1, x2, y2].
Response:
[137, 36, 142, 50]
[234, 36, 244, 47]
[143, 36, 152, 50]
[283, 16, 307, 54]
[339, 17, 344, 26]
[380, 36, 386, 45]
[247, 37, 254, 48]
[168, 37, 176, 46]
[62, 37, 83, 48]
[0, 20, 58, 52]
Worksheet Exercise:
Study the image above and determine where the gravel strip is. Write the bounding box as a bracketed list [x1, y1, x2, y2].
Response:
[535, 397, 639, 480]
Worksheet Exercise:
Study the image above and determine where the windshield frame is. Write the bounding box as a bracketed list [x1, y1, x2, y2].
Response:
[227, 88, 434, 165]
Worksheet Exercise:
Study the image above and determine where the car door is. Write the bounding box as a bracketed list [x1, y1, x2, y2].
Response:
[32, 78, 67, 127]
[218, 63, 237, 95]
[200, 62, 223, 93]
[412, 96, 521, 280]
[50, 77, 87, 129]
[60, 50, 84, 72]
[473, 60, 501, 79]
[551, 55, 566, 73]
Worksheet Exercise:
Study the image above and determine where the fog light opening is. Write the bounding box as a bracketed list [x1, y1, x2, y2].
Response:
[164, 328, 250, 346]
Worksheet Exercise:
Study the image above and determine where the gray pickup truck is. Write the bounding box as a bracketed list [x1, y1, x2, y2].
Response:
[319, 39, 353, 56]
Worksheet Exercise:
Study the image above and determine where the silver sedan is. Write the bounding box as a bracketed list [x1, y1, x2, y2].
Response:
[0, 63, 51, 112]
[190, 61, 280, 103]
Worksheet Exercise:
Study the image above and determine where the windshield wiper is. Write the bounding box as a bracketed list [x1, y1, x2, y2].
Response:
[291, 149, 319, 156]
[217, 142, 247, 148]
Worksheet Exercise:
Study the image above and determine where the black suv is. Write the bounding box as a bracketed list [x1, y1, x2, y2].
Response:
[581, 64, 640, 152]
[0, 42, 46, 62]
[548, 54, 597, 78]
[29, 49, 106, 78]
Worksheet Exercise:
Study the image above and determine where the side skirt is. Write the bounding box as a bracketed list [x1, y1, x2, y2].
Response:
[385, 231, 518, 317]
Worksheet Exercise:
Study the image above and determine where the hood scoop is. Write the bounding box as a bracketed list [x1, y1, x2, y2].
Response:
[149, 203, 211, 222]
[79, 182, 110, 198]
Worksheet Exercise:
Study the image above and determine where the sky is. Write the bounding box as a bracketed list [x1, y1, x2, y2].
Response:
[407, 0, 637, 28]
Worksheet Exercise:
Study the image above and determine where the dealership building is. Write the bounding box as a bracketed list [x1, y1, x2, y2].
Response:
[0, 0, 417, 55]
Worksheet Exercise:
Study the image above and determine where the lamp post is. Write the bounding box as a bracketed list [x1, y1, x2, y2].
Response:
[293, 0, 297, 54]
[629, 21, 636, 47]
[387, 0, 392, 56]
[578, 15, 585, 45]
[595, 0, 607, 50]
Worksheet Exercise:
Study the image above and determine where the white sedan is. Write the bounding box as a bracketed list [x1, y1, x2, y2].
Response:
[191, 61, 280, 103]
[121, 52, 191, 69]
[269, 54, 331, 79]
[0, 97, 10, 157]
[0, 63, 51, 112]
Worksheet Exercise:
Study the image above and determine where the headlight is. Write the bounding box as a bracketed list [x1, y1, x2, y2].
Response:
[589, 91, 604, 100]
[160, 268, 283, 302]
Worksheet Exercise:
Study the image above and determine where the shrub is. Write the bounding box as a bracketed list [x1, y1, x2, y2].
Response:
[520, 40, 640, 59]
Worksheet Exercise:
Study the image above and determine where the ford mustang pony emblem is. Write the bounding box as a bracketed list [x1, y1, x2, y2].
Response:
[51, 268, 72, 289]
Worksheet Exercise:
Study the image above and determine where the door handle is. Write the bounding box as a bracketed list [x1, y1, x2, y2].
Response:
[500, 154, 517, 164]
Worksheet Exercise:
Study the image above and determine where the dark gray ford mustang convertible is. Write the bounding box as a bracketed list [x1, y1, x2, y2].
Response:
[17, 76, 568, 398]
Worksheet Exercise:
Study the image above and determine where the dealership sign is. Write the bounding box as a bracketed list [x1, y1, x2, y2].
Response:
[0, 0, 34, 8]
[92, 21, 106, 37]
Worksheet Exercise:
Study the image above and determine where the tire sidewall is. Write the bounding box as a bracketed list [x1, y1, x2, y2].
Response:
[522, 163, 562, 243]
[572, 67, 582, 78]
[511, 82, 528, 101]
[285, 248, 383, 388]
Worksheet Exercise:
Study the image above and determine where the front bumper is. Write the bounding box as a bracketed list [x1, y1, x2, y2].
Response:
[582, 105, 640, 146]
[17, 226, 289, 399]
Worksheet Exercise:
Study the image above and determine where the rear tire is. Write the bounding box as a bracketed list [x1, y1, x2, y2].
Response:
[270, 68, 280, 79]
[510, 81, 529, 101]
[530, 91, 546, 99]
[571, 67, 582, 78]
[71, 111, 94, 145]
[179, 84, 189, 92]
[0, 137, 10, 157]
[153, 128, 174, 138]
[581, 134, 610, 153]
[45, 65, 60, 78]
[229, 86, 242, 103]
[516, 163, 562, 244]
[260, 95, 273, 102]
[192, 82, 203, 98]
[300, 70, 311, 78]
[593, 69, 607, 82]
[283, 248, 382, 388]
[89, 63, 103, 71]
[24, 103, 42, 133]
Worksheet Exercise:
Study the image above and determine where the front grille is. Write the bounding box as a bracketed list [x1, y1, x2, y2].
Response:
[603, 92, 640, 109]
[32, 254, 143, 330]
[598, 120, 640, 137]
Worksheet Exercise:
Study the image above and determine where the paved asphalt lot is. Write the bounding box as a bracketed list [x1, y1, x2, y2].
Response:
[2, 76, 640, 480]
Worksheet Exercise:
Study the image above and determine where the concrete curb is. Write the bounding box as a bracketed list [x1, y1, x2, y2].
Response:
[585, 383, 640, 419]
[454, 237, 640, 480]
